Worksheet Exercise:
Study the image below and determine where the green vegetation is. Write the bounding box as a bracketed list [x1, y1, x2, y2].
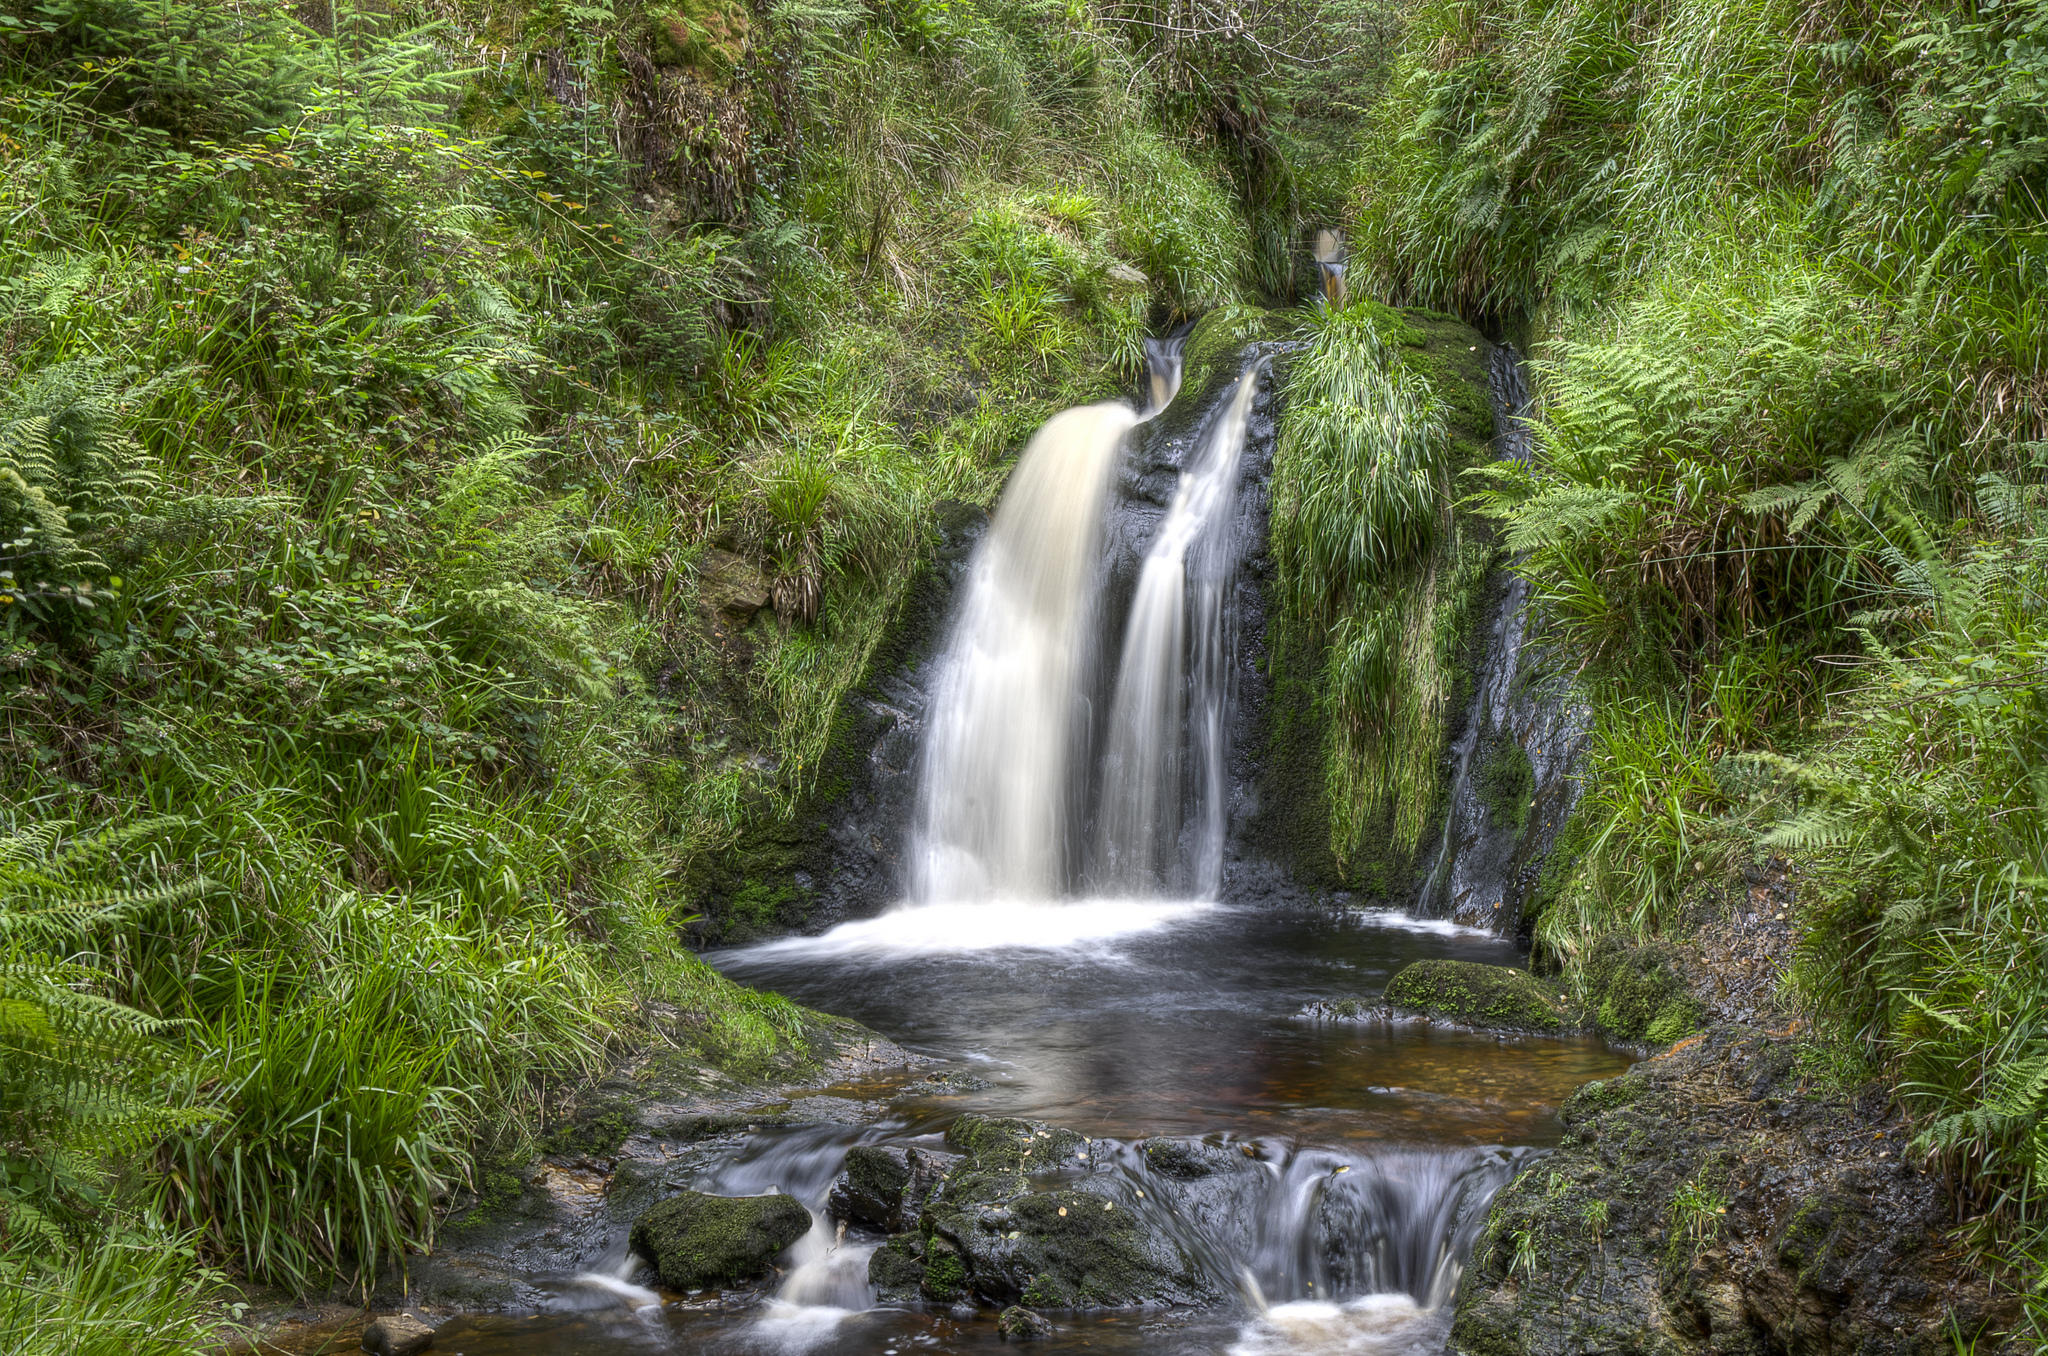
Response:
[0, 0, 1340, 1338]
[627, 1188, 812, 1289]
[1268, 301, 1491, 888]
[1342, 0, 2048, 1331]
[1381, 957, 1568, 1033]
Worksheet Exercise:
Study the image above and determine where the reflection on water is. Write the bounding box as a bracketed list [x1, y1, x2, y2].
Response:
[714, 900, 1622, 1146]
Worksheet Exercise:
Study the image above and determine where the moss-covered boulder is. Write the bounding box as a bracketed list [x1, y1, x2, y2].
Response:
[915, 1115, 1220, 1310]
[829, 1143, 956, 1234]
[1382, 958, 1569, 1033]
[627, 1190, 811, 1290]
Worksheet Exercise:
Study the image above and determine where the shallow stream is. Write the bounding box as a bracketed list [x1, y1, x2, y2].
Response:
[411, 899, 1628, 1356]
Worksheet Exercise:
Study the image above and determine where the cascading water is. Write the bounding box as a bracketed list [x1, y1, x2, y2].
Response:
[910, 339, 1186, 905]
[1093, 361, 1266, 897]
[438, 337, 1628, 1356]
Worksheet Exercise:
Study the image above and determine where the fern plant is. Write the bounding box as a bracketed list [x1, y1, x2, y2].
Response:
[0, 363, 156, 623]
[0, 818, 212, 1250]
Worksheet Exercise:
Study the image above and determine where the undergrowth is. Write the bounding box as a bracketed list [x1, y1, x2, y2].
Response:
[1348, 0, 2048, 1333]
[1270, 302, 1489, 888]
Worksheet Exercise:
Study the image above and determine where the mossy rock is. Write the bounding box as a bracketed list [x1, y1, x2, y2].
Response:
[868, 1233, 925, 1301]
[1581, 934, 1703, 1044]
[627, 1189, 811, 1290]
[918, 1115, 1220, 1310]
[1382, 959, 1569, 1034]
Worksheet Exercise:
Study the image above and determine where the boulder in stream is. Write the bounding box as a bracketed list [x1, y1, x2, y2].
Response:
[829, 1142, 956, 1233]
[913, 1115, 1221, 1310]
[998, 1304, 1056, 1340]
[1383, 958, 1569, 1034]
[628, 1189, 811, 1290]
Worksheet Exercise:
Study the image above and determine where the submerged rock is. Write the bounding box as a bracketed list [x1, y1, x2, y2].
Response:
[360, 1313, 435, 1356]
[1451, 1025, 2020, 1355]
[1383, 958, 1569, 1034]
[628, 1189, 811, 1290]
[829, 1143, 956, 1233]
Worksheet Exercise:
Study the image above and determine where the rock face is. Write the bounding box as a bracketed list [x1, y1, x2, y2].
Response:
[1383, 959, 1569, 1034]
[628, 1189, 812, 1290]
[855, 1115, 1222, 1311]
[1451, 1025, 2020, 1355]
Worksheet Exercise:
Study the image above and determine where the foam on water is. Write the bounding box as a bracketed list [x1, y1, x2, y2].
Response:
[735, 897, 1216, 961]
[1348, 909, 1499, 939]
[1229, 1293, 1444, 1356]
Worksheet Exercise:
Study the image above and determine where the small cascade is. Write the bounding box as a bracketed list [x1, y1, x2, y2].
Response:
[1418, 345, 1589, 930]
[1094, 360, 1267, 896]
[568, 1248, 663, 1311]
[1101, 1140, 1514, 1315]
[680, 1123, 1516, 1353]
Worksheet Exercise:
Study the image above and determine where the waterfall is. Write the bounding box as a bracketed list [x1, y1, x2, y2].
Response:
[1094, 361, 1266, 897]
[911, 344, 1269, 907]
[909, 399, 1145, 904]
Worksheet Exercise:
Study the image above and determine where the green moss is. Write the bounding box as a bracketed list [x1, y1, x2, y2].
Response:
[1021, 1271, 1078, 1308]
[922, 1240, 969, 1301]
[1581, 935, 1702, 1045]
[1383, 958, 1569, 1033]
[536, 1109, 635, 1162]
[1476, 736, 1535, 832]
[628, 1190, 812, 1290]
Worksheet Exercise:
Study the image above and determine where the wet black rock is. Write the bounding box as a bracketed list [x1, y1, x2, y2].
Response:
[1451, 1025, 2022, 1355]
[916, 1115, 1222, 1310]
[361, 1313, 435, 1356]
[829, 1143, 957, 1233]
[868, 1233, 928, 1301]
[1382, 958, 1569, 1034]
[998, 1305, 1056, 1340]
[627, 1189, 811, 1290]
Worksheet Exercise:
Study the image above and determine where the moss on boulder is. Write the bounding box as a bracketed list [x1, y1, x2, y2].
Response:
[1382, 958, 1569, 1034]
[913, 1115, 1221, 1310]
[1581, 934, 1704, 1043]
[628, 1189, 811, 1290]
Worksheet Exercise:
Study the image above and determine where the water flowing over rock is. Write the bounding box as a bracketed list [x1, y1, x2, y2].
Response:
[1419, 345, 1590, 933]
[1093, 362, 1266, 896]
[911, 342, 1280, 907]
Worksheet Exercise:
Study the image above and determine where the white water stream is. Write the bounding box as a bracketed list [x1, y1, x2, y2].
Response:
[1094, 361, 1265, 896]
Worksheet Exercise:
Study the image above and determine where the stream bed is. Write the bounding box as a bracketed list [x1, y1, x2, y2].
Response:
[407, 898, 1629, 1356]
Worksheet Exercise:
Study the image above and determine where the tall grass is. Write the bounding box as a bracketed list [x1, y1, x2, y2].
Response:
[1271, 303, 1482, 879]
